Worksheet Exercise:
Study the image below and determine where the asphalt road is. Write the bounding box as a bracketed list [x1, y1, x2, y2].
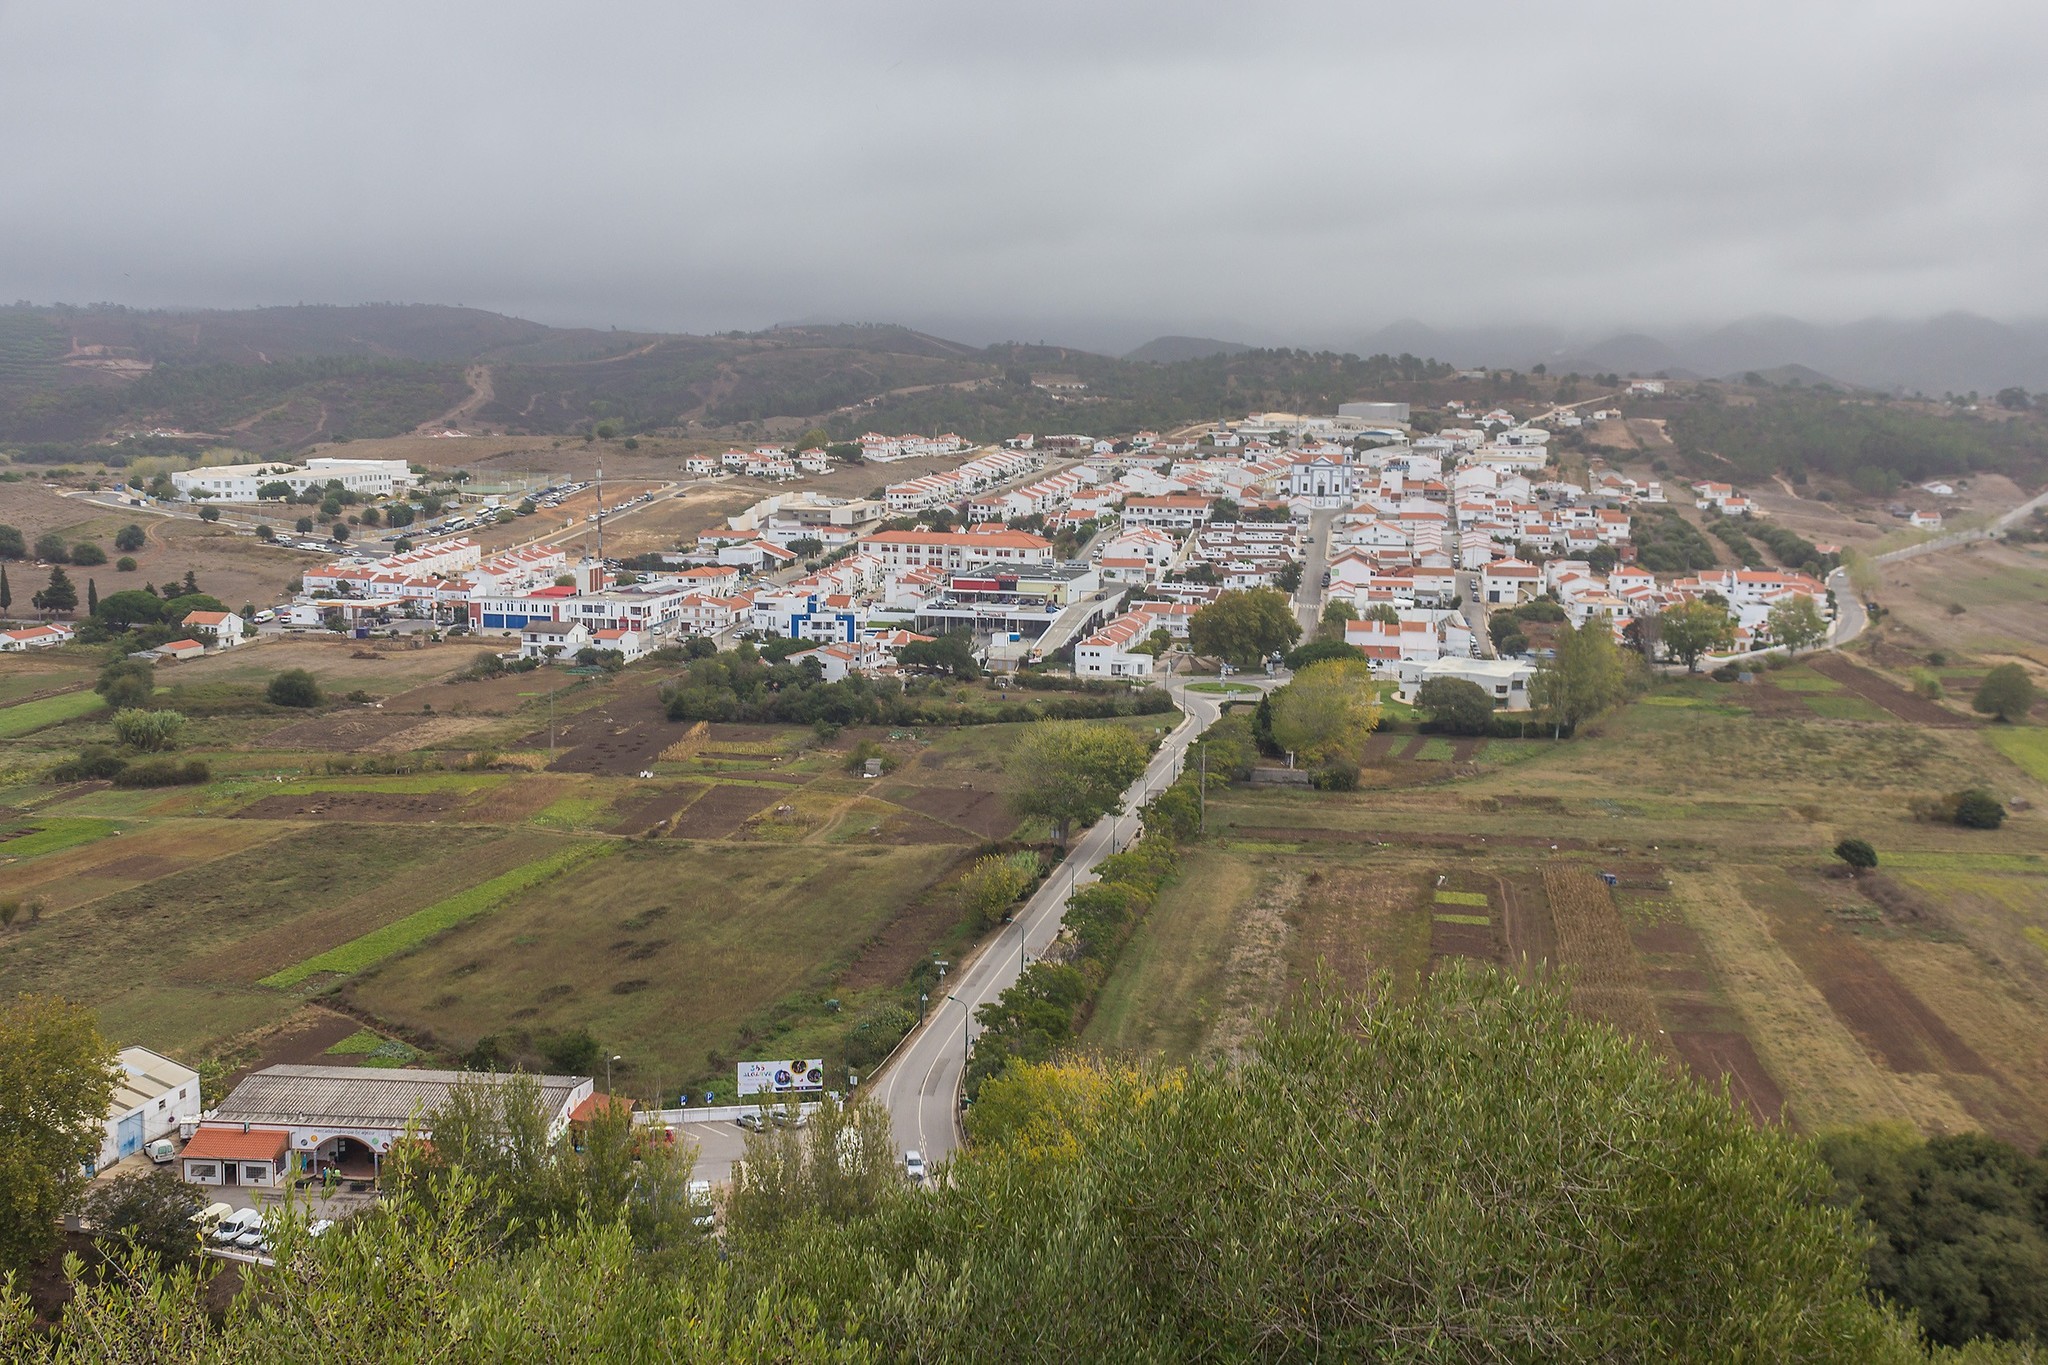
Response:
[871, 679, 1232, 1169]
[1293, 508, 1338, 634]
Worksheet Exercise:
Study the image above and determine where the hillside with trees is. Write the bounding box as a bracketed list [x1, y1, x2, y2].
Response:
[11, 970, 2043, 1361]
[0, 303, 1464, 458]
[1666, 390, 2048, 491]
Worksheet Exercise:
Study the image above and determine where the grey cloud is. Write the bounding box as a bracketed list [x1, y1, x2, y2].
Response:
[4, 1, 2046, 347]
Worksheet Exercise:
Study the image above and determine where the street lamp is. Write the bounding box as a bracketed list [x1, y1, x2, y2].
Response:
[605, 1053, 621, 1095]
[947, 995, 970, 1079]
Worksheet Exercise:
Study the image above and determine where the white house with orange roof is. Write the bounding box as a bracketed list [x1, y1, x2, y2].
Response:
[1075, 610, 1160, 679]
[0, 623, 73, 651]
[589, 626, 649, 662]
[180, 609, 248, 647]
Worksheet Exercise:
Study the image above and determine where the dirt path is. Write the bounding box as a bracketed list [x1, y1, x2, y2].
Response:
[417, 364, 495, 433]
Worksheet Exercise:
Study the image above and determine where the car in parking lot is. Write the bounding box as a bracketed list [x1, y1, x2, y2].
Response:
[770, 1109, 808, 1129]
[736, 1111, 769, 1132]
[687, 1180, 716, 1229]
[212, 1207, 263, 1246]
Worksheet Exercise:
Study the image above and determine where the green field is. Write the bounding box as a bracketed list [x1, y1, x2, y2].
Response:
[0, 688, 105, 737]
[341, 839, 972, 1094]
[1987, 726, 2048, 782]
[263, 842, 609, 986]
[0, 816, 117, 859]
[1083, 680, 2048, 1150]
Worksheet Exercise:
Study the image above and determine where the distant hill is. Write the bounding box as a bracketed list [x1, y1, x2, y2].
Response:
[1124, 335, 1253, 364]
[0, 305, 1465, 456]
[1345, 312, 2048, 395]
[1722, 363, 1847, 389]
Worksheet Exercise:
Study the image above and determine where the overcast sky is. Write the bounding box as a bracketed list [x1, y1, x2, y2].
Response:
[4, 2, 2046, 351]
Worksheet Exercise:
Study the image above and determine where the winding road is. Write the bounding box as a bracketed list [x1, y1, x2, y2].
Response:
[872, 677, 1238, 1167]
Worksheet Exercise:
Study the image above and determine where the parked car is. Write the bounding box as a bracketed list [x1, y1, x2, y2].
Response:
[147, 1139, 176, 1164]
[189, 1202, 232, 1237]
[307, 1218, 334, 1239]
[736, 1111, 769, 1131]
[687, 1180, 716, 1230]
[212, 1208, 263, 1246]
[770, 1109, 809, 1129]
[903, 1150, 926, 1184]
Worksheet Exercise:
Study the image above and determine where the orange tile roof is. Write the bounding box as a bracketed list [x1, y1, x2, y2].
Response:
[180, 1125, 289, 1163]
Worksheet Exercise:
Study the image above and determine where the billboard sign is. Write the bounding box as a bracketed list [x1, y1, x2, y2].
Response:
[737, 1059, 825, 1096]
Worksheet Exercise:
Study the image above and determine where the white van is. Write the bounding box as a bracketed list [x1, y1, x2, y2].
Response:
[147, 1139, 176, 1164]
[212, 1207, 263, 1246]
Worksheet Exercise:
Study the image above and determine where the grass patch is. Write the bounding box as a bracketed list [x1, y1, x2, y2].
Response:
[325, 1029, 420, 1066]
[1414, 738, 1457, 762]
[1432, 912, 1491, 926]
[1803, 694, 1893, 722]
[1985, 727, 2048, 783]
[0, 817, 117, 859]
[262, 842, 610, 986]
[0, 688, 106, 737]
[1638, 693, 1748, 716]
[1186, 681, 1262, 695]
[1434, 889, 1488, 907]
[1766, 670, 1843, 693]
[1882, 851, 2046, 872]
[1083, 849, 1260, 1059]
[324, 1029, 388, 1055]
[341, 839, 970, 1097]
[1477, 740, 1549, 765]
[532, 794, 611, 830]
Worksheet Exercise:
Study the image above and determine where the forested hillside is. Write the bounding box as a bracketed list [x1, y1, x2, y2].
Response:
[0, 303, 1466, 457]
[1666, 392, 2048, 491]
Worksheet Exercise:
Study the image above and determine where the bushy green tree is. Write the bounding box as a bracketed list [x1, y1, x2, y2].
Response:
[1973, 663, 2037, 723]
[81, 1170, 205, 1270]
[957, 852, 1041, 929]
[1283, 638, 1364, 670]
[1658, 599, 1735, 671]
[1006, 720, 1149, 844]
[1416, 676, 1495, 734]
[1316, 598, 1357, 642]
[267, 668, 323, 708]
[1834, 837, 1879, 873]
[1532, 616, 1634, 736]
[1188, 588, 1299, 668]
[1953, 788, 2006, 829]
[1819, 1124, 2048, 1348]
[1768, 595, 1828, 652]
[95, 657, 156, 708]
[1269, 658, 1380, 765]
[0, 995, 116, 1276]
[770, 969, 1924, 1362]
